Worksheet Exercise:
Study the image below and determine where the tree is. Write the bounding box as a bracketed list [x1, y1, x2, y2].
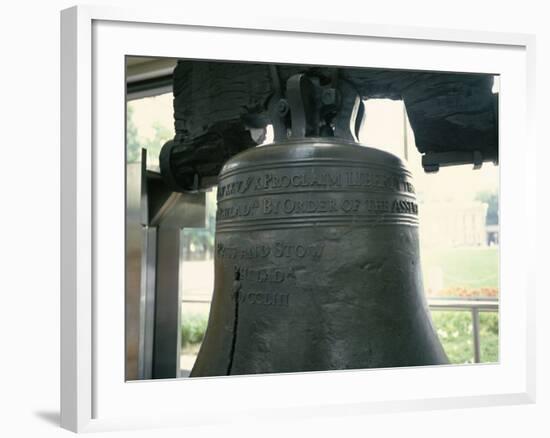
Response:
[127, 104, 174, 166]
[147, 121, 173, 161]
[126, 105, 141, 163]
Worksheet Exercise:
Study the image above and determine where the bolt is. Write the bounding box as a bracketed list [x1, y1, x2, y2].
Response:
[277, 99, 289, 116]
[321, 88, 337, 106]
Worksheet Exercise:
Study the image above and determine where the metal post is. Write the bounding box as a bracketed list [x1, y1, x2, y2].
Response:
[138, 227, 157, 379]
[472, 307, 481, 363]
[125, 152, 147, 380]
[152, 226, 182, 379]
[403, 102, 409, 161]
[125, 140, 206, 380]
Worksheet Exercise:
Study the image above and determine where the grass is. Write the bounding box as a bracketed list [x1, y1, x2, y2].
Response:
[422, 246, 499, 289]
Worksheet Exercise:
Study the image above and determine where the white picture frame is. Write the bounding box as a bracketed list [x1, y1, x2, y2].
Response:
[60, 5, 536, 433]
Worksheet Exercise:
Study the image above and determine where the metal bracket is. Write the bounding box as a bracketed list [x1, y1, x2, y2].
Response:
[268, 71, 364, 142]
[421, 150, 497, 173]
[126, 148, 206, 380]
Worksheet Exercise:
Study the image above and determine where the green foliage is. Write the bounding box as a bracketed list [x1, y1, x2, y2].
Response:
[181, 314, 209, 348]
[431, 310, 499, 364]
[126, 103, 174, 165]
[479, 312, 499, 362]
[475, 190, 499, 225]
[145, 121, 173, 164]
[126, 105, 141, 163]
[432, 311, 474, 363]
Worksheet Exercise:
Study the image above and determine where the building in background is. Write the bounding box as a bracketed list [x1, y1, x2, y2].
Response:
[420, 200, 489, 248]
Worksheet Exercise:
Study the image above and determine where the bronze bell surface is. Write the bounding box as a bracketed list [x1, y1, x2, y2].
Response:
[190, 137, 449, 377]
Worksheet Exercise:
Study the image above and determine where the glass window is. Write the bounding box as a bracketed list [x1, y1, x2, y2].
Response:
[127, 92, 174, 169]
[127, 67, 499, 374]
[360, 98, 499, 365]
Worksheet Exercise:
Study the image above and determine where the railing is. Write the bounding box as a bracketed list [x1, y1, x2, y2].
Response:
[428, 298, 498, 363]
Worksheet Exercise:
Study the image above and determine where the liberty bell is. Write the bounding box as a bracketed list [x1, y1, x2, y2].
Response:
[161, 69, 449, 376]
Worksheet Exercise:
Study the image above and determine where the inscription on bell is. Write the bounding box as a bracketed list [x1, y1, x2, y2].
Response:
[235, 265, 297, 283]
[217, 241, 325, 260]
[391, 199, 419, 214]
[217, 196, 418, 219]
[232, 291, 290, 307]
[263, 198, 339, 214]
[217, 176, 254, 198]
[217, 200, 260, 218]
[217, 168, 416, 200]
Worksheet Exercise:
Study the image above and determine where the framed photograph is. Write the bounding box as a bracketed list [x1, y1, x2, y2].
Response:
[60, 5, 536, 433]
